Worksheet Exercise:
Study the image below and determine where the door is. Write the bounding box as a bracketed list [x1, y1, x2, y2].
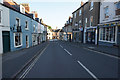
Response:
[26, 35, 29, 48]
[2, 31, 10, 53]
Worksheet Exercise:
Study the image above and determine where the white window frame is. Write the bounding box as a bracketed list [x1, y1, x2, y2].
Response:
[85, 18, 87, 28]
[90, 16, 93, 27]
[0, 10, 2, 24]
[33, 25, 36, 32]
[99, 27, 117, 43]
[16, 17, 20, 29]
[74, 12, 76, 18]
[104, 6, 109, 19]
[14, 33, 22, 48]
[90, 1, 94, 11]
[79, 9, 81, 16]
[25, 21, 29, 30]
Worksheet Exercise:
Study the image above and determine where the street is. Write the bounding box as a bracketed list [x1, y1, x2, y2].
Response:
[3, 41, 117, 79]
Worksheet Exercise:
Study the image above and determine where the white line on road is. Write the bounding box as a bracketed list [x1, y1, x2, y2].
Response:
[83, 48, 120, 60]
[64, 49, 72, 56]
[60, 45, 63, 48]
[77, 61, 99, 80]
[19, 44, 49, 79]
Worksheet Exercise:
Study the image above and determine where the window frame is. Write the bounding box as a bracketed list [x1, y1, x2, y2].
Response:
[90, 1, 94, 11]
[104, 6, 109, 19]
[79, 9, 82, 16]
[0, 10, 2, 24]
[25, 21, 29, 30]
[90, 16, 93, 27]
[14, 33, 22, 47]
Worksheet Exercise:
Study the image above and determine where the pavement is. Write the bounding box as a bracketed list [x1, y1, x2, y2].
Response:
[2, 41, 119, 79]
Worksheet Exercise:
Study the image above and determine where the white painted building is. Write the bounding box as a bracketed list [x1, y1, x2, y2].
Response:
[47, 27, 53, 40]
[99, 0, 120, 46]
[0, 3, 10, 54]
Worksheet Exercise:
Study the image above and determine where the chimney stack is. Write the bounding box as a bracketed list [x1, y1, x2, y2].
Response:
[81, 1, 84, 6]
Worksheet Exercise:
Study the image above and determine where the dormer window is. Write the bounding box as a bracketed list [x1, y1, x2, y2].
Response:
[90, 1, 94, 11]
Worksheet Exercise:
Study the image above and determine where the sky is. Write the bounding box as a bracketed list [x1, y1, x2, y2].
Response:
[13, 0, 88, 29]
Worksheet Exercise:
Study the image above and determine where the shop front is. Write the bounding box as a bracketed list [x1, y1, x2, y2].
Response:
[98, 21, 120, 46]
[85, 27, 98, 44]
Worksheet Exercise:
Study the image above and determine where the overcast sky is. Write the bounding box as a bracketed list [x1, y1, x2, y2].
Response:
[13, 0, 88, 29]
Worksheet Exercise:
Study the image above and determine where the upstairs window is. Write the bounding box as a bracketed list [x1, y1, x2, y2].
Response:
[33, 25, 35, 32]
[25, 21, 28, 29]
[90, 16, 93, 26]
[79, 9, 82, 16]
[16, 18, 20, 28]
[85, 18, 87, 27]
[115, 1, 120, 15]
[104, 6, 109, 18]
[74, 12, 76, 18]
[0, 10, 2, 24]
[90, 1, 94, 10]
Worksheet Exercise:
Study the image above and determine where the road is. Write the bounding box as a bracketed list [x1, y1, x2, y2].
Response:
[17, 41, 119, 79]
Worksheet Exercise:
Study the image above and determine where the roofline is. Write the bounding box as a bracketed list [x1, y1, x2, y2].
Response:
[72, 2, 88, 14]
[0, 3, 40, 23]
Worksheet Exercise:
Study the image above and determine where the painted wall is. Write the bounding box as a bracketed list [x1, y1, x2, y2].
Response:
[9, 9, 33, 51]
[100, 1, 120, 24]
[0, 4, 10, 54]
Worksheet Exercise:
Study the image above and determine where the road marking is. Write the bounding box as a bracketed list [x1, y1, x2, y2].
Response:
[77, 61, 99, 80]
[60, 45, 63, 48]
[84, 48, 120, 60]
[19, 44, 49, 79]
[64, 49, 72, 56]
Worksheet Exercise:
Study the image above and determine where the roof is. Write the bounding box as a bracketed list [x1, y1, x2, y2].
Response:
[1, 2, 40, 23]
[72, 2, 88, 14]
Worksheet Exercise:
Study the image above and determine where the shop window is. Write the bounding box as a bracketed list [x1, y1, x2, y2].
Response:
[14, 33, 22, 47]
[100, 27, 116, 42]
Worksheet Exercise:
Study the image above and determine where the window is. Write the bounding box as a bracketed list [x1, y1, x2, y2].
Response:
[16, 18, 20, 29]
[33, 25, 35, 32]
[99, 27, 116, 42]
[115, 1, 120, 15]
[104, 7, 109, 18]
[85, 18, 87, 27]
[90, 1, 94, 10]
[25, 21, 28, 29]
[0, 10, 2, 24]
[14, 33, 22, 47]
[79, 9, 81, 16]
[90, 16, 93, 26]
[74, 12, 76, 18]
